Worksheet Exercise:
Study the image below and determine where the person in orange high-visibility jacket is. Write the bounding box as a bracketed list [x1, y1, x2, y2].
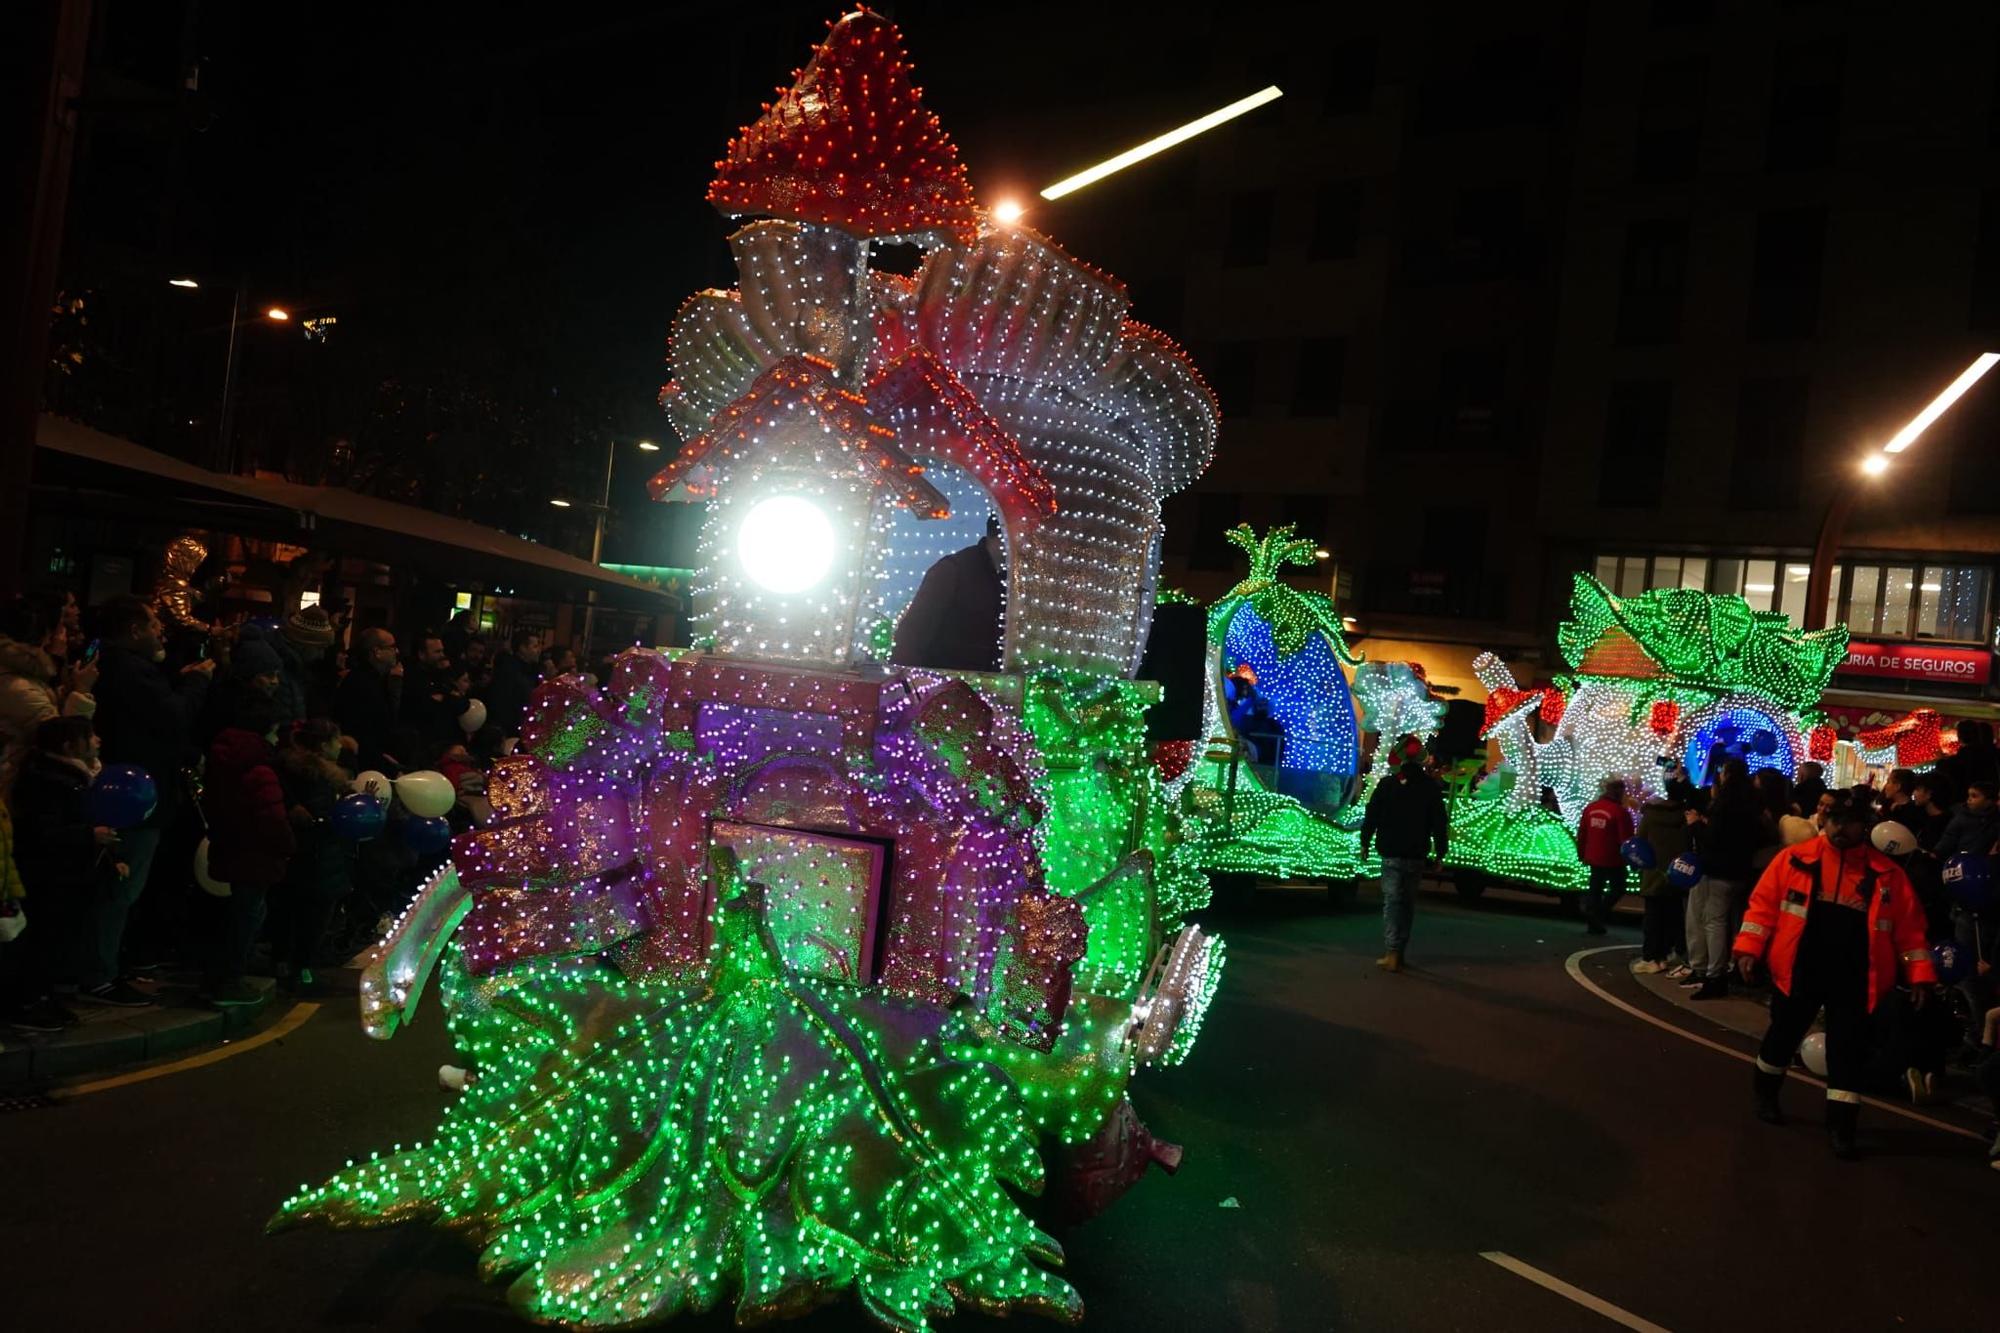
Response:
[1732, 790, 1940, 1157]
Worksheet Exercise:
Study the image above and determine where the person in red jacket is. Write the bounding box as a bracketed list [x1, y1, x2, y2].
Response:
[1733, 790, 1940, 1157]
[1576, 778, 1635, 935]
[200, 696, 295, 1005]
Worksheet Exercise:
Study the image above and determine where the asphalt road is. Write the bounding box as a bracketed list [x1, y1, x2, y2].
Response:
[5, 882, 1992, 1333]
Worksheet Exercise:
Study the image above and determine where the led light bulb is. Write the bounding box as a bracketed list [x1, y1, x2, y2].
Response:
[738, 494, 836, 593]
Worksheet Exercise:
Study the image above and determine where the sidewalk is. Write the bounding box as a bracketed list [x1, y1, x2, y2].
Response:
[0, 969, 276, 1089]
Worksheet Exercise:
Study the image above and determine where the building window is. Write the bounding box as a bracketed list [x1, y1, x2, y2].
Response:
[1190, 492, 1244, 570]
[1323, 37, 1378, 115]
[1616, 219, 1688, 344]
[1597, 381, 1671, 507]
[1748, 207, 1826, 340]
[1728, 377, 1809, 509]
[1224, 190, 1275, 267]
[1448, 183, 1528, 280]
[1310, 181, 1361, 260]
[1767, 38, 1846, 171]
[1778, 561, 1814, 624]
[1843, 563, 1883, 633]
[1439, 343, 1508, 446]
[1635, 57, 1707, 183]
[1918, 565, 1991, 641]
[1292, 337, 1345, 416]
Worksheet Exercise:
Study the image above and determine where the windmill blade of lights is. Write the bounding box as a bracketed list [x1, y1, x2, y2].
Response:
[1040, 86, 1284, 201]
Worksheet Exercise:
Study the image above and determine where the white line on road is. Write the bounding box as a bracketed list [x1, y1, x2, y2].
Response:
[1564, 945, 1982, 1143]
[1480, 1251, 1672, 1332]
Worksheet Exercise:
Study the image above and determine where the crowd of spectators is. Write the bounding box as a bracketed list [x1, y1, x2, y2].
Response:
[0, 589, 587, 1028]
[1581, 738, 2000, 1167]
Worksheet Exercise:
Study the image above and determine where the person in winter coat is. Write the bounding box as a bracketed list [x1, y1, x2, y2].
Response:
[88, 595, 212, 989]
[0, 596, 96, 792]
[1576, 778, 1635, 935]
[200, 696, 295, 1004]
[0, 794, 55, 1029]
[1681, 758, 1767, 999]
[483, 627, 544, 743]
[1633, 783, 1693, 972]
[333, 627, 404, 773]
[270, 718, 353, 993]
[1359, 759, 1449, 973]
[1734, 791, 1940, 1157]
[277, 605, 337, 720]
[1930, 780, 1999, 861]
[889, 516, 1006, 674]
[198, 634, 285, 748]
[9, 716, 145, 1010]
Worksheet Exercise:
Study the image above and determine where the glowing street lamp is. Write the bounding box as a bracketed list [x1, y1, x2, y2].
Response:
[265, 306, 291, 322]
[637, 439, 661, 452]
[1804, 352, 1999, 629]
[549, 497, 573, 508]
[168, 277, 200, 289]
[1040, 85, 1284, 201]
[991, 198, 1025, 225]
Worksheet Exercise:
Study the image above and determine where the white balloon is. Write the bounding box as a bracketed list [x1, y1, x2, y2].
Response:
[1798, 1030, 1829, 1077]
[352, 769, 390, 798]
[194, 837, 232, 898]
[458, 697, 488, 734]
[1871, 820, 1916, 856]
[396, 769, 456, 818]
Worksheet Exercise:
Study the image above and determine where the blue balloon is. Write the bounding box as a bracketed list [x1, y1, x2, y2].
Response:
[1930, 940, 1971, 985]
[89, 763, 157, 829]
[1666, 852, 1704, 890]
[1620, 837, 1657, 870]
[400, 814, 452, 857]
[331, 792, 387, 842]
[1942, 854, 1994, 912]
[1750, 730, 1778, 757]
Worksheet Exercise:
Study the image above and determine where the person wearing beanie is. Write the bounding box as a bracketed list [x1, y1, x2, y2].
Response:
[276, 606, 336, 723]
[198, 632, 285, 747]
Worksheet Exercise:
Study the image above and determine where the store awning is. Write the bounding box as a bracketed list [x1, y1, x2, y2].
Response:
[33, 414, 670, 611]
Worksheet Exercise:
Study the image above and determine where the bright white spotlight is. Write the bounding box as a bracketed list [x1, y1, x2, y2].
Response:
[738, 494, 835, 594]
[992, 198, 1025, 224]
[1883, 352, 2000, 452]
[168, 277, 200, 289]
[1860, 453, 1890, 476]
[1040, 85, 1284, 201]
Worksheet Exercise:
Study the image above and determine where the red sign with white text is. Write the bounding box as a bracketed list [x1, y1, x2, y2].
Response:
[1839, 642, 1992, 686]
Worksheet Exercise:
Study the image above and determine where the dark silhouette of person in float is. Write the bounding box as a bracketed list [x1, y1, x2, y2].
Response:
[890, 514, 1005, 672]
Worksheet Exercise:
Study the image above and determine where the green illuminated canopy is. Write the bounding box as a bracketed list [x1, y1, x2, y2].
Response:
[1556, 573, 1847, 714]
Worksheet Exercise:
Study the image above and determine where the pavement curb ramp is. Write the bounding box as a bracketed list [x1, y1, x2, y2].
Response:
[0, 974, 276, 1088]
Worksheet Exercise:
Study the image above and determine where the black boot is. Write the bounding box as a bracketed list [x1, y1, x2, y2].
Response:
[1691, 972, 1729, 1000]
[1826, 1098, 1859, 1159]
[1753, 1068, 1786, 1124]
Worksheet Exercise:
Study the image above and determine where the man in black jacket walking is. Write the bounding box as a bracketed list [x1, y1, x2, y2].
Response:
[1359, 759, 1449, 972]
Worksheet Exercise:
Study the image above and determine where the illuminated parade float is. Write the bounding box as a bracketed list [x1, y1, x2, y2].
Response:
[1446, 573, 1849, 891]
[274, 12, 1223, 1330]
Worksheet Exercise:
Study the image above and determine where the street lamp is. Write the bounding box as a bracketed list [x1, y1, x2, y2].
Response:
[1802, 353, 1999, 630]
[1039, 85, 1284, 201]
[167, 274, 300, 472]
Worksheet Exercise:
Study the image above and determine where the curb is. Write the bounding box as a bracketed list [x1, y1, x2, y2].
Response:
[0, 975, 275, 1088]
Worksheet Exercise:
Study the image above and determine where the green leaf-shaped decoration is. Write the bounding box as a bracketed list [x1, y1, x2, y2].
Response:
[1206, 523, 1359, 665]
[1557, 573, 1847, 714]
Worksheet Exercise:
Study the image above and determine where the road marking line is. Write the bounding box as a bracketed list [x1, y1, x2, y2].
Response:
[52, 1002, 321, 1098]
[1564, 946, 1982, 1143]
[1480, 1251, 1671, 1332]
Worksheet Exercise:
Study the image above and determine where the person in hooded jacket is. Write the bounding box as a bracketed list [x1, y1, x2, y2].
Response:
[200, 695, 294, 1005]
[270, 717, 353, 994]
[9, 716, 142, 1010]
[1735, 790, 1939, 1157]
[0, 596, 96, 792]
[1633, 780, 1693, 973]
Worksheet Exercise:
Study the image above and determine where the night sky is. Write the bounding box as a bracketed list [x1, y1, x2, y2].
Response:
[59, 1, 1268, 562]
